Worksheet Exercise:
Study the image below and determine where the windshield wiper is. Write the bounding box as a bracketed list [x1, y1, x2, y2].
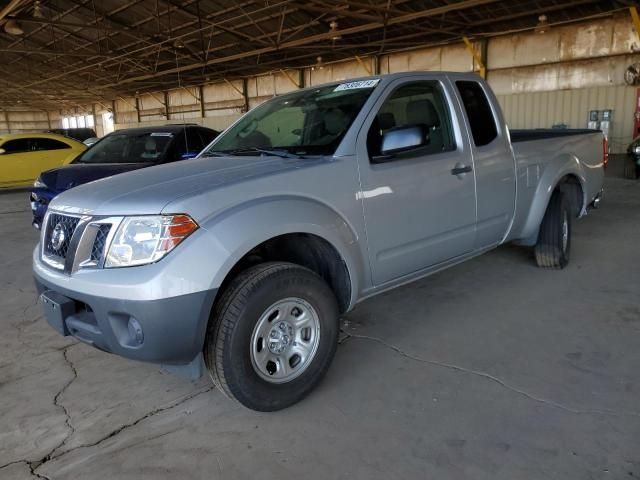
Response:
[200, 151, 227, 157]
[214, 147, 301, 159]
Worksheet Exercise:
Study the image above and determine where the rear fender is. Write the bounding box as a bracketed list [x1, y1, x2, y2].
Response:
[516, 153, 586, 245]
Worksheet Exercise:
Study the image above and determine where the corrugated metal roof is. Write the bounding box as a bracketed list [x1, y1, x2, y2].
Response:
[0, 0, 628, 109]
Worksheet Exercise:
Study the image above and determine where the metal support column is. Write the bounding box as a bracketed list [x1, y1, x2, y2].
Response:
[163, 92, 170, 120]
[631, 6, 640, 38]
[2, 109, 10, 133]
[463, 36, 487, 79]
[135, 97, 141, 123]
[111, 100, 117, 126]
[242, 78, 249, 113]
[199, 85, 205, 118]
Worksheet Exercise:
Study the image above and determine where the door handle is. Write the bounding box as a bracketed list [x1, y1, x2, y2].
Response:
[451, 164, 472, 176]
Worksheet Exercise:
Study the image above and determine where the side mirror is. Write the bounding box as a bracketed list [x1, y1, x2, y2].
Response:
[0, 148, 5, 155]
[372, 126, 429, 163]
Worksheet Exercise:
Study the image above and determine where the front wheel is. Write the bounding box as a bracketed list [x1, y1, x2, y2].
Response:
[535, 190, 571, 269]
[204, 262, 340, 411]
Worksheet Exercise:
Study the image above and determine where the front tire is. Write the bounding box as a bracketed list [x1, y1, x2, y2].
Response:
[204, 262, 340, 411]
[535, 190, 571, 269]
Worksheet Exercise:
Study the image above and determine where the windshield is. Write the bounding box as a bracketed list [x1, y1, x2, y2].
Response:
[74, 132, 173, 164]
[204, 80, 379, 156]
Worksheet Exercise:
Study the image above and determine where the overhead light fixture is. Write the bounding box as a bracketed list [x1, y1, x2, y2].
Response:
[329, 21, 341, 41]
[535, 14, 549, 34]
[33, 1, 44, 18]
[312, 56, 324, 71]
[4, 19, 24, 35]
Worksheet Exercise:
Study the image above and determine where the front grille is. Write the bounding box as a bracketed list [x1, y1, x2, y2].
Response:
[43, 213, 80, 261]
[90, 224, 111, 264]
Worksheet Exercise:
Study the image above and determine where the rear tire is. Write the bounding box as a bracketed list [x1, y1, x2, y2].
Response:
[535, 190, 571, 269]
[204, 262, 340, 411]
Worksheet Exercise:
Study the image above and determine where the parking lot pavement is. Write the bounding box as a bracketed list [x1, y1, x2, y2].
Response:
[1, 174, 639, 480]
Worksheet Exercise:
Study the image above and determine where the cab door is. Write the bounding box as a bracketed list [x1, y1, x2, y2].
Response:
[0, 138, 36, 186]
[454, 80, 516, 248]
[356, 78, 477, 286]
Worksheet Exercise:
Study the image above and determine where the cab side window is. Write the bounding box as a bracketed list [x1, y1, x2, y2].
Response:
[173, 129, 205, 158]
[367, 81, 454, 160]
[2, 138, 34, 154]
[34, 138, 71, 151]
[198, 128, 218, 148]
[455, 81, 498, 147]
[187, 129, 205, 153]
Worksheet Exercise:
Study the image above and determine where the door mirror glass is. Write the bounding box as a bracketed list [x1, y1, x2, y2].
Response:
[380, 125, 428, 156]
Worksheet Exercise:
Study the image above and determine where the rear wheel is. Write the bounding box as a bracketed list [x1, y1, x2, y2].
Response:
[204, 262, 340, 411]
[535, 190, 571, 269]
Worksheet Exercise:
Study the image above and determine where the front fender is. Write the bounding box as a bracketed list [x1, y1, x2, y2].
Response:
[517, 154, 586, 244]
[198, 195, 365, 309]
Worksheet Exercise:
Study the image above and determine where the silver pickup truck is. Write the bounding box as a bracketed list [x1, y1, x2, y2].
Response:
[33, 72, 605, 411]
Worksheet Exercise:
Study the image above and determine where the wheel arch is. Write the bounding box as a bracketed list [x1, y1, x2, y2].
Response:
[514, 154, 586, 245]
[199, 195, 365, 314]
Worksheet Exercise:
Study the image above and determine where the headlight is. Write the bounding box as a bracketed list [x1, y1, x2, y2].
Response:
[105, 214, 198, 268]
[33, 176, 46, 188]
[634, 145, 640, 155]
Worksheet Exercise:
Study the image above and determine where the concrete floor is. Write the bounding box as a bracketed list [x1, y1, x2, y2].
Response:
[1, 171, 639, 480]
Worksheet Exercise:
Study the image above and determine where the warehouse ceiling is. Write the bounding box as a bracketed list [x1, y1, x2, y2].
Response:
[0, 0, 635, 109]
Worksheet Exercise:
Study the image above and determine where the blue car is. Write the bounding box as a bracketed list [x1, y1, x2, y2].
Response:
[31, 124, 219, 229]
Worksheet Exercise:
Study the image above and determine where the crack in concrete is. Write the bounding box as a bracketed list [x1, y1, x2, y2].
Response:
[347, 333, 640, 419]
[47, 346, 79, 458]
[28, 462, 50, 480]
[0, 460, 26, 471]
[0, 209, 30, 215]
[2, 380, 214, 477]
[0, 344, 79, 478]
[31, 385, 215, 476]
[0, 460, 49, 480]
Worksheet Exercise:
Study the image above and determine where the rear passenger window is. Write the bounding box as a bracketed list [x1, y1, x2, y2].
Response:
[173, 129, 205, 157]
[455, 81, 498, 147]
[198, 128, 218, 147]
[1, 138, 33, 154]
[186, 129, 205, 152]
[367, 81, 454, 159]
[34, 138, 71, 151]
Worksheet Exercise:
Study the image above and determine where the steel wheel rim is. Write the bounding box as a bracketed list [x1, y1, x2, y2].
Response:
[562, 211, 569, 253]
[250, 297, 321, 384]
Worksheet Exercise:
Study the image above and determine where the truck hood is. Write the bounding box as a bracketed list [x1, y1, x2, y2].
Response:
[49, 155, 321, 218]
[41, 163, 151, 192]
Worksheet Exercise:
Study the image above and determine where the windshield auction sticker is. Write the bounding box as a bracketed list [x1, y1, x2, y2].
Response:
[334, 79, 380, 91]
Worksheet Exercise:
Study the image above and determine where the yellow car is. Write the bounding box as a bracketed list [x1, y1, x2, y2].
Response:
[0, 133, 87, 188]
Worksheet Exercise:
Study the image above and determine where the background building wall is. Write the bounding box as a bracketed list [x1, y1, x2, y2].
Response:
[1, 13, 638, 152]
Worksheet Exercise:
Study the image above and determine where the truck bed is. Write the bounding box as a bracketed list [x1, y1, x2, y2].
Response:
[510, 128, 600, 143]
[506, 128, 604, 244]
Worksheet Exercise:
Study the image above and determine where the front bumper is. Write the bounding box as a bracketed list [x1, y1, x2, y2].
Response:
[34, 271, 217, 366]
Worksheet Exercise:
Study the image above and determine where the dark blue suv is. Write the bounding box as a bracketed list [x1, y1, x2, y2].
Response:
[31, 124, 219, 229]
